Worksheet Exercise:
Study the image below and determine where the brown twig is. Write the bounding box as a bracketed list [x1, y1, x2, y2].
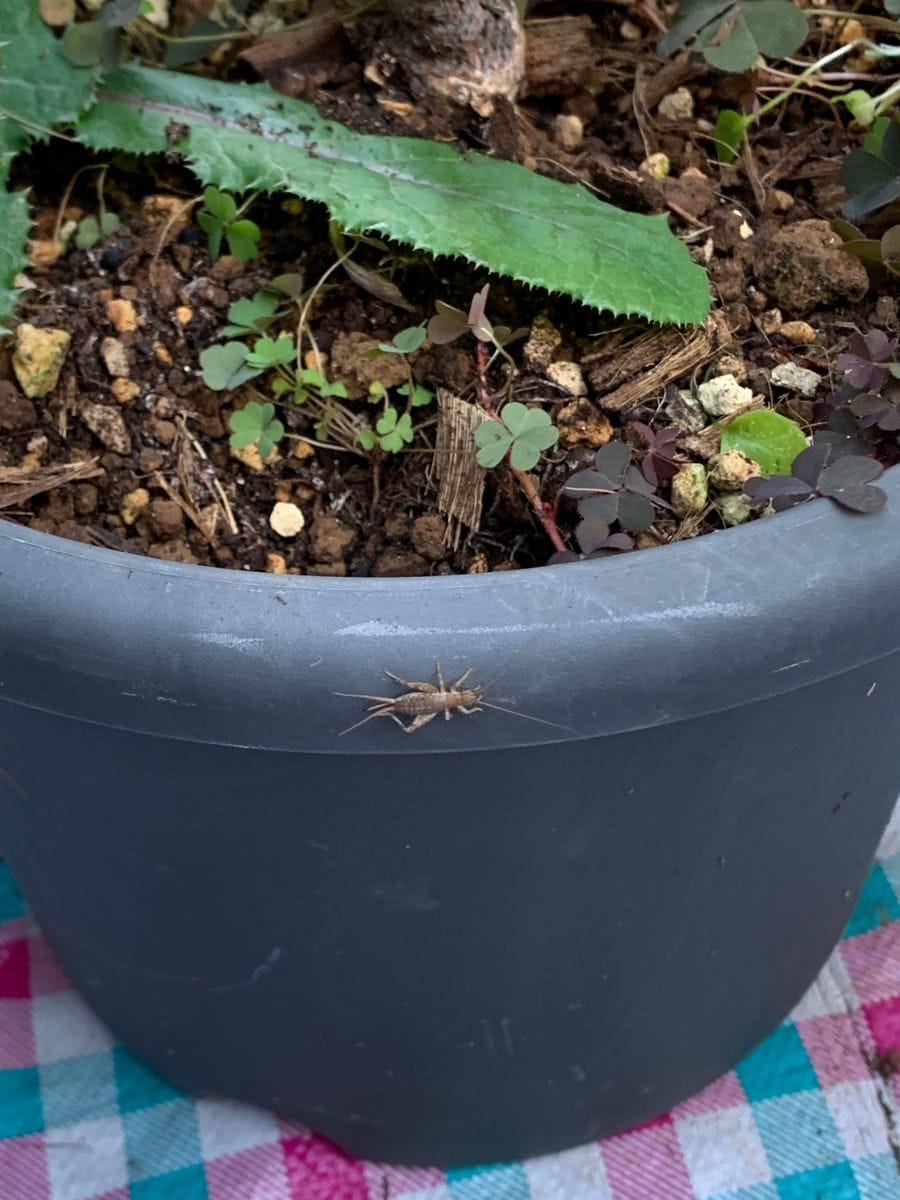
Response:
[474, 342, 567, 554]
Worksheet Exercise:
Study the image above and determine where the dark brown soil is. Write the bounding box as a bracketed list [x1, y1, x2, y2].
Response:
[1, 2, 898, 576]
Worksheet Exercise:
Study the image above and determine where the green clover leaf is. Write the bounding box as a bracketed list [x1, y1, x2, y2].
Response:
[228, 401, 284, 459]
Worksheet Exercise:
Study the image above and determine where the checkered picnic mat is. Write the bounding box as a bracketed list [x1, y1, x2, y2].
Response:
[2, 816, 900, 1200]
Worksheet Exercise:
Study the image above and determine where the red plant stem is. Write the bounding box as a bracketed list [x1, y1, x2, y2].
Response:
[474, 342, 568, 554]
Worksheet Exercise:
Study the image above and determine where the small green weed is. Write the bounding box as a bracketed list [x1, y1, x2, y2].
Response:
[196, 186, 261, 262]
[474, 402, 558, 471]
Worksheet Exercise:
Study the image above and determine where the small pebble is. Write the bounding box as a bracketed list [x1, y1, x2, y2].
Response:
[27, 239, 63, 268]
[716, 492, 754, 526]
[757, 309, 783, 335]
[12, 324, 71, 398]
[671, 463, 708, 517]
[708, 450, 757, 491]
[523, 315, 562, 372]
[80, 402, 132, 455]
[111, 378, 139, 405]
[120, 488, 150, 526]
[266, 552, 288, 574]
[769, 189, 794, 213]
[106, 298, 138, 333]
[780, 321, 817, 346]
[556, 398, 613, 448]
[271, 501, 307, 540]
[770, 362, 822, 398]
[546, 361, 587, 397]
[697, 374, 754, 418]
[175, 306, 193, 326]
[658, 87, 694, 122]
[553, 113, 584, 152]
[101, 336, 130, 378]
[640, 152, 670, 179]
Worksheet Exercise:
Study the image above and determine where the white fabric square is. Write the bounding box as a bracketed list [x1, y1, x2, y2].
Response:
[825, 1079, 890, 1157]
[197, 1096, 281, 1160]
[791, 951, 858, 1020]
[876, 798, 900, 860]
[676, 1106, 771, 1199]
[32, 993, 114, 1065]
[46, 1115, 127, 1200]
[525, 1143, 613, 1200]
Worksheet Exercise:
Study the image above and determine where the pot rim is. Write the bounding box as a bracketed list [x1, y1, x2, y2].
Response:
[1, 466, 898, 753]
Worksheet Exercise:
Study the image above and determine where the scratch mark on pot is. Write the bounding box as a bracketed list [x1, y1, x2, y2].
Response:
[868, 682, 878, 697]
[0, 769, 26, 798]
[334, 603, 753, 641]
[774, 659, 811, 674]
[155, 695, 196, 707]
[571, 1065, 587, 1083]
[308, 658, 323, 668]
[500, 1017, 514, 1055]
[368, 878, 439, 912]
[480, 1020, 497, 1057]
[210, 946, 282, 993]
[190, 632, 266, 652]
[306, 1104, 384, 1128]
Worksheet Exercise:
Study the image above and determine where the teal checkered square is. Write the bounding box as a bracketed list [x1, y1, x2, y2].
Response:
[0, 1066, 43, 1137]
[842, 864, 900, 937]
[852, 1153, 900, 1199]
[40, 1050, 118, 1127]
[754, 1093, 844, 1177]
[448, 1162, 531, 1199]
[775, 1160, 860, 1199]
[113, 1046, 184, 1113]
[123, 1098, 203, 1182]
[130, 1162, 208, 1199]
[0, 863, 26, 921]
[737, 1024, 819, 1102]
[719, 1187, 780, 1200]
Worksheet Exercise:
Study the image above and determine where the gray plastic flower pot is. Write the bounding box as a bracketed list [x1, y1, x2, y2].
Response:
[1, 473, 899, 1166]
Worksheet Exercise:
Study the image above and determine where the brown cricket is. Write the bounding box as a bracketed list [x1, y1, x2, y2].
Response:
[336, 662, 573, 736]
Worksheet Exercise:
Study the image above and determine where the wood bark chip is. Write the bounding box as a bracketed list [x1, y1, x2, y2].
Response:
[239, 9, 353, 96]
[0, 459, 103, 510]
[584, 315, 731, 412]
[434, 388, 485, 550]
[381, 0, 524, 115]
[522, 15, 596, 97]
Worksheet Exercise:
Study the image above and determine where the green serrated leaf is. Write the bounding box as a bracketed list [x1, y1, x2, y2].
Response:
[720, 409, 807, 475]
[0, 3, 96, 139]
[0, 187, 30, 330]
[76, 64, 710, 323]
